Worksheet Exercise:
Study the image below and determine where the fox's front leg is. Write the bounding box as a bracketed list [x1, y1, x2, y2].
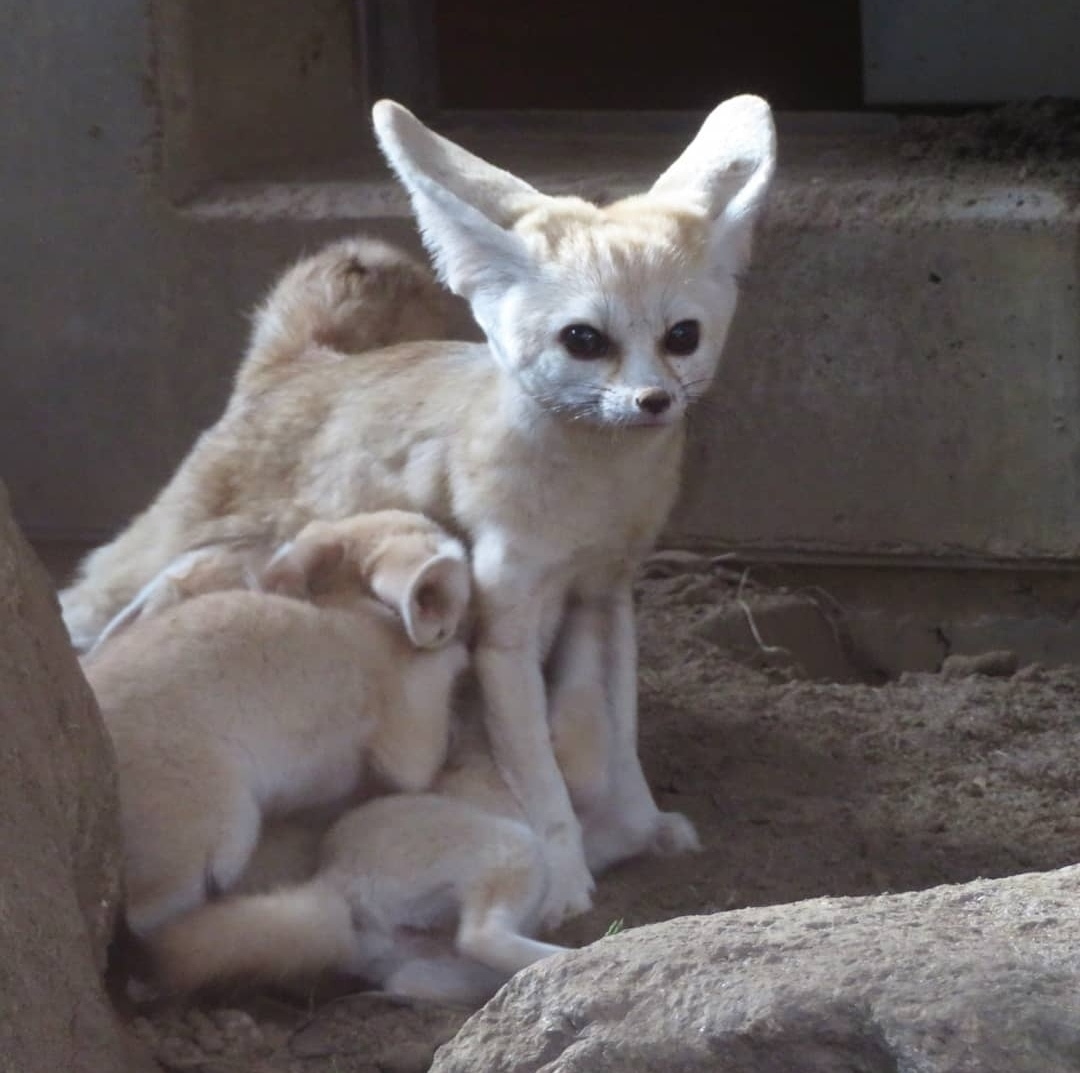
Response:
[471, 544, 594, 929]
[571, 582, 701, 874]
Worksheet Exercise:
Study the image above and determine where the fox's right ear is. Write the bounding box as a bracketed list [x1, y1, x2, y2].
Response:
[650, 95, 776, 278]
[259, 527, 345, 599]
[372, 100, 538, 322]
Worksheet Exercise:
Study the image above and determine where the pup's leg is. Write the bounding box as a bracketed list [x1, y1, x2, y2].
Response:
[453, 834, 568, 977]
[58, 439, 251, 652]
[123, 780, 261, 937]
[457, 905, 568, 977]
[384, 956, 507, 1006]
[59, 505, 186, 652]
[88, 544, 257, 654]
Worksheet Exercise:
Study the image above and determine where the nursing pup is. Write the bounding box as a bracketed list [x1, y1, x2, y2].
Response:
[83, 511, 470, 937]
[150, 702, 573, 1006]
[62, 97, 777, 926]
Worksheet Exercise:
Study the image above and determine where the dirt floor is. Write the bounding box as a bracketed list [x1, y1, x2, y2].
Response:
[115, 553, 1080, 1073]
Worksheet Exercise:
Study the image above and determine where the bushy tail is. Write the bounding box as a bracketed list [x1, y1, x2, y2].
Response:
[236, 237, 469, 395]
[149, 880, 355, 994]
[60, 237, 471, 652]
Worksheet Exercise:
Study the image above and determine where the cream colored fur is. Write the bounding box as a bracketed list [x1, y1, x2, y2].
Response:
[94, 507, 473, 653]
[61, 97, 777, 927]
[83, 512, 470, 938]
[151, 698, 574, 1005]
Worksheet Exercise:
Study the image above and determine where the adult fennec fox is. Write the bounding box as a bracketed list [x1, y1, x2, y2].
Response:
[82, 511, 470, 937]
[61, 96, 777, 926]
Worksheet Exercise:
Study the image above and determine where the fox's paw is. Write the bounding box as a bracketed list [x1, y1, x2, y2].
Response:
[649, 810, 701, 856]
[540, 834, 595, 931]
[540, 882, 594, 933]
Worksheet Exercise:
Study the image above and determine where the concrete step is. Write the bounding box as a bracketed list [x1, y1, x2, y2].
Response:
[185, 111, 1080, 566]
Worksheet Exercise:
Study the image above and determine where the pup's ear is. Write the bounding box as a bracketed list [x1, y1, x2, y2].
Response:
[370, 552, 471, 650]
[260, 528, 345, 599]
[650, 95, 776, 277]
[372, 100, 538, 316]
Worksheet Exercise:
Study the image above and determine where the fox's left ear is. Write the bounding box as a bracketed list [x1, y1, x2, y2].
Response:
[650, 95, 777, 278]
[370, 552, 471, 650]
[372, 100, 541, 331]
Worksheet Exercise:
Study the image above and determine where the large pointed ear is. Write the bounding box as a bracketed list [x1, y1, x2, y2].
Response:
[650, 95, 776, 276]
[259, 526, 345, 599]
[371, 100, 540, 311]
[370, 552, 471, 650]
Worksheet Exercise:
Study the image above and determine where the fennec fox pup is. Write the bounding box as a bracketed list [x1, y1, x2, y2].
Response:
[82, 511, 471, 937]
[150, 701, 574, 1006]
[60, 96, 777, 926]
[94, 506, 469, 654]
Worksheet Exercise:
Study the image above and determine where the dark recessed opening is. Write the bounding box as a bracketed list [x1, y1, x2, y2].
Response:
[434, 1, 863, 111]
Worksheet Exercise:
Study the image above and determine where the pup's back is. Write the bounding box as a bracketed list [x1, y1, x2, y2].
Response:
[88, 590, 402, 799]
[87, 518, 470, 938]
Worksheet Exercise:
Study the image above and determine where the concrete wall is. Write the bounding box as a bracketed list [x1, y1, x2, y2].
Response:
[3, 1, 1079, 567]
[673, 164, 1080, 562]
[0, 0, 418, 540]
[863, 0, 1080, 104]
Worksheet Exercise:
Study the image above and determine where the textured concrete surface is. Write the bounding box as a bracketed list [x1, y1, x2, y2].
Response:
[674, 163, 1080, 562]
[3, 1, 1079, 570]
[0, 0, 422, 541]
[862, 0, 1080, 104]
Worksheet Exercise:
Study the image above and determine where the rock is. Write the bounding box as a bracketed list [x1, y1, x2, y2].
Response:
[941, 650, 1020, 680]
[432, 866, 1080, 1073]
[692, 592, 866, 683]
[0, 482, 156, 1073]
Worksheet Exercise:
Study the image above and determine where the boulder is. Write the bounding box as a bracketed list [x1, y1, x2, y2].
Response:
[433, 866, 1080, 1072]
[0, 483, 156, 1073]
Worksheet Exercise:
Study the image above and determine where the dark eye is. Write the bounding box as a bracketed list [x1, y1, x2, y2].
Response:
[559, 323, 611, 360]
[664, 320, 700, 356]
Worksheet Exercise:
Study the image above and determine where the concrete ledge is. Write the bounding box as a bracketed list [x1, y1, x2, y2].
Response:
[674, 137, 1080, 562]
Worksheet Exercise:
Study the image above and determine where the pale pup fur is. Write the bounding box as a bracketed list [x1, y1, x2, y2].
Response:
[150, 692, 577, 1005]
[60, 97, 777, 926]
[82, 511, 471, 938]
[94, 506, 472, 653]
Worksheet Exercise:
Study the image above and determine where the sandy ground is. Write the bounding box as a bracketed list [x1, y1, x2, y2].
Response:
[124, 553, 1080, 1073]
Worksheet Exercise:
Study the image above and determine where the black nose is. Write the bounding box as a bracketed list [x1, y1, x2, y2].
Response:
[635, 388, 672, 415]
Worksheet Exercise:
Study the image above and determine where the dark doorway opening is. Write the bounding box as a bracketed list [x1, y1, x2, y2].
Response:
[434, 1, 863, 111]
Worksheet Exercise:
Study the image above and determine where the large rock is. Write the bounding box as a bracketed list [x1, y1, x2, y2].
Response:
[0, 483, 156, 1073]
[433, 866, 1080, 1072]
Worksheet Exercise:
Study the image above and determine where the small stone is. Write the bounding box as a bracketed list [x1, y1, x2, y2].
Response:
[941, 650, 1019, 680]
[641, 549, 713, 578]
[186, 1008, 224, 1053]
[155, 1034, 206, 1068]
[377, 1041, 438, 1073]
[212, 1009, 263, 1050]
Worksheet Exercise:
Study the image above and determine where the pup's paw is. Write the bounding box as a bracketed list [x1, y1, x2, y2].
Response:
[649, 810, 701, 856]
[59, 590, 105, 654]
[540, 836, 595, 930]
